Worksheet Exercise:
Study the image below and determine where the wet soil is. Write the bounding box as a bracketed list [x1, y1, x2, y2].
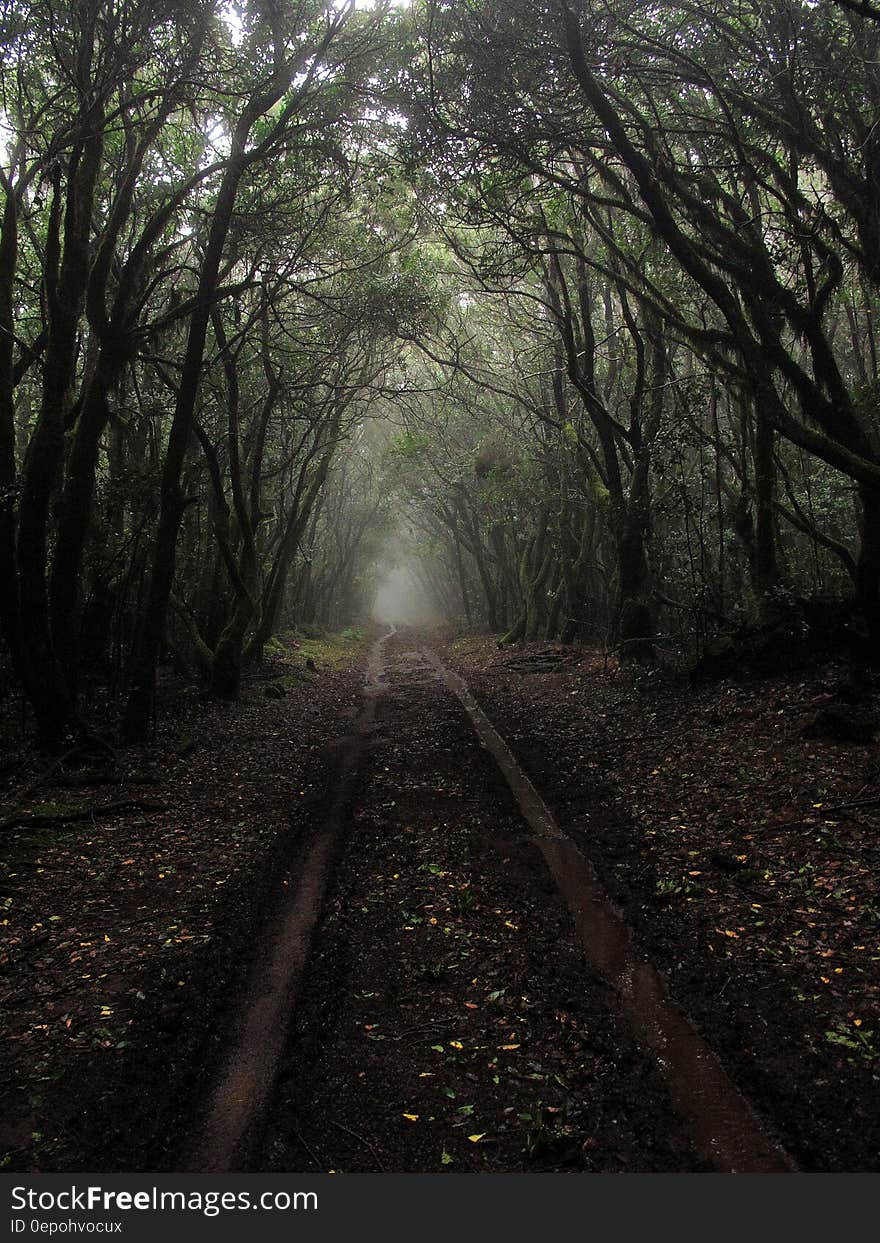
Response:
[255, 637, 708, 1172]
[0, 647, 364, 1171]
[442, 636, 880, 1172]
[184, 632, 392, 1172]
[3, 626, 876, 1172]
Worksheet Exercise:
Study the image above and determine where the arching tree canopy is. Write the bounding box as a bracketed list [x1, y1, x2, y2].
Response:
[0, 0, 878, 744]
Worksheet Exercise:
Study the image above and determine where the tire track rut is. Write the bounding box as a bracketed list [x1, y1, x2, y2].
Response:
[187, 628, 793, 1172]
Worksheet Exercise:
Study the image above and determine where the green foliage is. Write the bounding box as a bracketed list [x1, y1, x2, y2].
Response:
[0, 0, 878, 734]
[355, 265, 448, 340]
[825, 1021, 877, 1064]
[390, 431, 431, 458]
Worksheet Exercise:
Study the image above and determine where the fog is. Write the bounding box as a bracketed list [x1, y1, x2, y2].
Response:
[371, 562, 442, 626]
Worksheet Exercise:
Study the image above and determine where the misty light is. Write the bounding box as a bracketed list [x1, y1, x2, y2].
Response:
[372, 562, 440, 625]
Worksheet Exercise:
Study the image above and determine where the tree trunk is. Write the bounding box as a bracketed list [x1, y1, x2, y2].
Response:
[17, 127, 103, 746]
[123, 44, 308, 741]
[48, 352, 118, 691]
[856, 483, 880, 622]
[0, 175, 20, 668]
[753, 406, 778, 601]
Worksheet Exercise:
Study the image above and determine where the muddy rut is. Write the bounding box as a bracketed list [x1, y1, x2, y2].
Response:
[186, 629, 793, 1174]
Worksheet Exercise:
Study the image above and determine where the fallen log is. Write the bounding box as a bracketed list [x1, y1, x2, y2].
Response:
[48, 772, 161, 788]
[0, 800, 167, 833]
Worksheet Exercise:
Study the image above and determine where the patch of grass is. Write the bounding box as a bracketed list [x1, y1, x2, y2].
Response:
[25, 801, 74, 818]
[655, 873, 698, 900]
[293, 627, 368, 671]
[277, 669, 308, 691]
[825, 1020, 877, 1063]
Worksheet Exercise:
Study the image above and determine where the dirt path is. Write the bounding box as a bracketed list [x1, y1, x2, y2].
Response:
[4, 626, 873, 1171]
[428, 651, 792, 1173]
[445, 636, 880, 1171]
[188, 628, 793, 1173]
[184, 630, 394, 1171]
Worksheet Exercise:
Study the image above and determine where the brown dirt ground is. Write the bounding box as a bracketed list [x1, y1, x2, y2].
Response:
[257, 637, 703, 1172]
[440, 635, 880, 1172]
[0, 640, 364, 1172]
[2, 626, 877, 1172]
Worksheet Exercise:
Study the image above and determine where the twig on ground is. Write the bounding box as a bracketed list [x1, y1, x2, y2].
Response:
[819, 796, 880, 814]
[0, 800, 167, 833]
[328, 1119, 386, 1171]
[49, 773, 160, 788]
[293, 1128, 324, 1170]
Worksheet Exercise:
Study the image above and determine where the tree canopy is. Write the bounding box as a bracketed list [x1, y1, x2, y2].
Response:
[1, 0, 878, 744]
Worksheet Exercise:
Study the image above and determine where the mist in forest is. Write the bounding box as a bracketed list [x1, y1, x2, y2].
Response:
[372, 562, 443, 626]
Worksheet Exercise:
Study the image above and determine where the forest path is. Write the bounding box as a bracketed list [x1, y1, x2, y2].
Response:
[188, 628, 792, 1173]
[183, 628, 395, 1172]
[427, 650, 794, 1173]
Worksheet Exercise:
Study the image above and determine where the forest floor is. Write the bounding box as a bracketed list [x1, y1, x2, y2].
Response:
[1, 625, 878, 1172]
[442, 634, 880, 1172]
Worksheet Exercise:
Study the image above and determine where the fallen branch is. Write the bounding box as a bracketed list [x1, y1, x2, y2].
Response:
[5, 739, 119, 814]
[328, 1119, 386, 1172]
[49, 773, 160, 789]
[0, 800, 167, 833]
[293, 1129, 323, 1171]
[10, 746, 82, 808]
[818, 795, 880, 814]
